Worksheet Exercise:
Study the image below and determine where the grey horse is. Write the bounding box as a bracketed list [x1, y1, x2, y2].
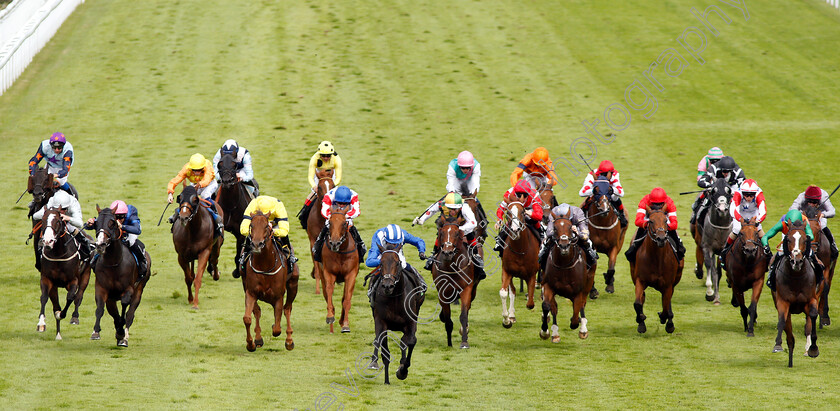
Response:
[697, 178, 733, 305]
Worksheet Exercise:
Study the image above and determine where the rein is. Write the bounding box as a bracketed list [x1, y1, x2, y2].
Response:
[247, 218, 285, 275]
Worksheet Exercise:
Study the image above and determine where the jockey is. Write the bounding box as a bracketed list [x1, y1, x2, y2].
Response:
[763, 209, 822, 292]
[696, 147, 725, 182]
[212, 139, 259, 197]
[239, 195, 297, 270]
[509, 147, 559, 190]
[578, 159, 628, 227]
[166, 153, 224, 237]
[720, 179, 767, 264]
[28, 132, 77, 197]
[84, 200, 147, 282]
[539, 203, 598, 271]
[493, 179, 544, 257]
[413, 192, 485, 280]
[790, 185, 838, 259]
[365, 224, 427, 305]
[447, 151, 487, 230]
[625, 187, 685, 263]
[692, 155, 745, 225]
[299, 141, 343, 228]
[311, 185, 366, 262]
[32, 190, 91, 269]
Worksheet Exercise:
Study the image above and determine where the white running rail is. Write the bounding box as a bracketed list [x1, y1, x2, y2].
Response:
[0, 0, 84, 96]
[827, 0, 840, 9]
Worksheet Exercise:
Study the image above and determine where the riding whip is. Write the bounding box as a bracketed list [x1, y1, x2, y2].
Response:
[412, 194, 447, 226]
[820, 182, 840, 208]
[15, 189, 27, 204]
[679, 190, 706, 195]
[577, 154, 595, 174]
[157, 202, 172, 226]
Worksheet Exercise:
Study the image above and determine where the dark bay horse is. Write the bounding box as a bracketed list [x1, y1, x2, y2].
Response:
[36, 208, 91, 340]
[306, 169, 335, 294]
[172, 186, 223, 309]
[584, 178, 627, 294]
[241, 212, 298, 352]
[693, 178, 732, 304]
[369, 243, 424, 384]
[431, 216, 478, 348]
[803, 207, 838, 327]
[90, 207, 150, 347]
[723, 217, 768, 337]
[771, 221, 819, 367]
[28, 167, 57, 270]
[540, 208, 595, 343]
[319, 205, 359, 333]
[629, 208, 684, 334]
[216, 153, 252, 278]
[499, 202, 539, 328]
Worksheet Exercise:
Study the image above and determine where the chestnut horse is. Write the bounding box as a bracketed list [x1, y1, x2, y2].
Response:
[36, 208, 91, 340]
[431, 216, 479, 348]
[803, 207, 838, 328]
[540, 208, 595, 343]
[584, 178, 627, 294]
[771, 221, 819, 367]
[216, 153, 252, 278]
[172, 186, 223, 309]
[241, 212, 298, 352]
[629, 208, 684, 334]
[306, 169, 335, 294]
[499, 201, 539, 328]
[90, 207, 150, 347]
[723, 217, 768, 337]
[318, 204, 359, 333]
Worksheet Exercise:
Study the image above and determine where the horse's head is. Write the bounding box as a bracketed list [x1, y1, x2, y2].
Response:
[739, 217, 761, 258]
[93, 205, 119, 254]
[505, 201, 526, 239]
[803, 204, 820, 221]
[40, 207, 66, 250]
[646, 207, 669, 247]
[709, 178, 732, 216]
[316, 169, 335, 199]
[437, 216, 464, 265]
[785, 220, 809, 271]
[177, 186, 200, 226]
[552, 208, 576, 255]
[327, 204, 350, 251]
[29, 167, 55, 204]
[218, 153, 239, 187]
[379, 242, 403, 296]
[248, 211, 272, 254]
[592, 178, 612, 213]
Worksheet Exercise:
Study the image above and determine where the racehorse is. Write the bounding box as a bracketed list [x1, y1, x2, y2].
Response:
[28, 167, 57, 270]
[629, 208, 684, 334]
[318, 204, 359, 333]
[803, 207, 838, 328]
[723, 217, 768, 337]
[584, 178, 627, 295]
[499, 201, 539, 329]
[431, 216, 479, 348]
[771, 221, 819, 367]
[461, 192, 487, 243]
[693, 177, 732, 304]
[241, 212, 298, 352]
[216, 152, 252, 278]
[540, 208, 595, 343]
[306, 169, 335, 294]
[36, 208, 91, 340]
[369, 242, 424, 384]
[90, 207, 150, 347]
[172, 185, 223, 309]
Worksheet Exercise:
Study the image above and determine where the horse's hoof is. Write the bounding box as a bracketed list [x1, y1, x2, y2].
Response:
[246, 342, 256, 352]
[730, 295, 738, 308]
[326, 316, 336, 324]
[341, 326, 351, 333]
[90, 332, 100, 340]
[713, 299, 721, 306]
[551, 335, 560, 344]
[526, 303, 535, 310]
[460, 342, 469, 349]
[502, 319, 513, 329]
[509, 317, 516, 324]
[368, 361, 379, 370]
[55, 333, 62, 341]
[808, 346, 819, 358]
[539, 330, 549, 340]
[705, 294, 715, 302]
[665, 321, 675, 334]
[272, 325, 281, 338]
[821, 316, 831, 327]
[117, 339, 128, 347]
[579, 331, 589, 339]
[658, 312, 667, 325]
[637, 322, 647, 334]
[285, 341, 295, 351]
[190, 305, 199, 310]
[589, 288, 599, 300]
[396, 366, 408, 380]
[37, 325, 46, 333]
[694, 265, 703, 279]
[232, 269, 240, 279]
[772, 345, 784, 353]
[746, 331, 755, 337]
[605, 284, 615, 294]
[255, 338, 264, 348]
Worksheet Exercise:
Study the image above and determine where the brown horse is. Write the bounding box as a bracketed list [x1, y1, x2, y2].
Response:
[432, 216, 479, 348]
[172, 186, 223, 309]
[241, 212, 298, 352]
[584, 179, 628, 294]
[36, 208, 91, 340]
[803, 207, 838, 328]
[723, 217, 768, 337]
[771, 221, 819, 367]
[306, 169, 335, 294]
[28, 167, 57, 270]
[318, 204, 359, 333]
[540, 208, 595, 343]
[499, 201, 539, 328]
[216, 153, 252, 278]
[90, 207, 150, 347]
[629, 208, 684, 334]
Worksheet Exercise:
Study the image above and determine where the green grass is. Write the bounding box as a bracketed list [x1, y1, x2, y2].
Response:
[1, 0, 840, 409]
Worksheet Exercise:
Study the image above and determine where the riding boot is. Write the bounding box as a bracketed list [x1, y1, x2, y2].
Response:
[581, 238, 598, 268]
[409, 265, 428, 293]
[425, 244, 439, 271]
[669, 230, 686, 261]
[823, 227, 839, 260]
[74, 231, 91, 261]
[312, 225, 329, 262]
[204, 200, 225, 238]
[624, 228, 645, 263]
[128, 240, 148, 282]
[611, 198, 628, 228]
[494, 230, 509, 258]
[538, 239, 553, 271]
[280, 236, 298, 269]
[719, 239, 734, 266]
[767, 253, 782, 292]
[239, 238, 252, 275]
[690, 196, 702, 225]
[350, 225, 366, 261]
[297, 201, 312, 230]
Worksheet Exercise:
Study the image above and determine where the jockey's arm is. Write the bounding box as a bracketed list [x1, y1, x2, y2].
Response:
[239, 151, 254, 182]
[789, 193, 805, 212]
[729, 195, 741, 221]
[756, 194, 767, 222]
[65, 200, 84, 231]
[365, 235, 383, 268]
[579, 174, 595, 197]
[240, 200, 259, 236]
[804, 220, 814, 240]
[402, 229, 426, 254]
[320, 195, 332, 220]
[212, 150, 222, 180]
[634, 198, 648, 228]
[528, 198, 544, 222]
[761, 220, 784, 246]
[58, 150, 73, 178]
[666, 199, 678, 231]
[445, 165, 458, 193]
[696, 157, 707, 181]
[28, 145, 46, 174]
[347, 194, 360, 220]
[470, 163, 481, 194]
[417, 202, 441, 225]
[510, 164, 526, 187]
[122, 210, 142, 235]
[167, 164, 190, 194]
[197, 163, 215, 188]
[460, 206, 477, 234]
[611, 172, 624, 197]
[333, 155, 343, 185]
[823, 193, 836, 219]
[272, 215, 290, 238]
[697, 173, 713, 189]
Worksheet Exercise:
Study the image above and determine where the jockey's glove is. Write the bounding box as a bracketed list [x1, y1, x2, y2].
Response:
[763, 245, 772, 256]
[413, 217, 422, 226]
[419, 252, 426, 260]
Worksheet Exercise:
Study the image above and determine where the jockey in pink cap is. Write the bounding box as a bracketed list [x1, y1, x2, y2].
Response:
[445, 150, 487, 233]
[85, 200, 148, 282]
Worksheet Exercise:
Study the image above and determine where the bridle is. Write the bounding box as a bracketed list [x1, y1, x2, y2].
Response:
[247, 215, 284, 275]
[178, 192, 200, 224]
[219, 153, 240, 187]
[328, 205, 352, 252]
[646, 208, 668, 247]
[41, 209, 79, 261]
[380, 248, 403, 289]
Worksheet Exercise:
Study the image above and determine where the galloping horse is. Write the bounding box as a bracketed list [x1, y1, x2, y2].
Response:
[629, 208, 684, 334]
[369, 243, 424, 384]
[803, 207, 838, 327]
[36, 208, 91, 340]
[241, 212, 298, 352]
[318, 204, 359, 333]
[540, 208, 595, 343]
[693, 177, 732, 304]
[771, 221, 819, 367]
[216, 152, 252, 278]
[90, 207, 150, 347]
[584, 178, 627, 294]
[431, 216, 479, 348]
[28, 167, 57, 269]
[306, 169, 335, 294]
[499, 201, 539, 328]
[172, 186, 223, 309]
[723, 217, 768, 337]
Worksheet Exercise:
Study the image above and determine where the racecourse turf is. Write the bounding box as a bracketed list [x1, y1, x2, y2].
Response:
[1, 0, 840, 409]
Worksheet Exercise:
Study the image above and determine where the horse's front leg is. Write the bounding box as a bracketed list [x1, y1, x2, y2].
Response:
[48, 286, 61, 339]
[253, 303, 263, 348]
[105, 298, 126, 347]
[806, 298, 820, 358]
[284, 266, 299, 350]
[704, 247, 716, 303]
[633, 279, 647, 333]
[659, 285, 676, 333]
[785, 312, 795, 367]
[774, 300, 790, 353]
[526, 273, 536, 310]
[572, 292, 588, 339]
[458, 285, 473, 349]
[243, 291, 256, 351]
[37, 277, 50, 333]
[540, 286, 554, 340]
[396, 325, 417, 381]
[439, 300, 453, 347]
[272, 296, 284, 338]
[91, 285, 105, 340]
[605, 245, 618, 293]
[339, 272, 357, 333]
[321, 271, 337, 333]
[747, 278, 763, 337]
[72, 265, 91, 324]
[178, 254, 194, 306]
[192, 249, 211, 309]
[499, 270, 512, 327]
